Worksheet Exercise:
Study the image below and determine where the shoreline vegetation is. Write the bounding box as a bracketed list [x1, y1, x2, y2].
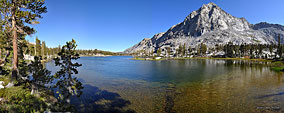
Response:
[80, 54, 112, 57]
[131, 57, 284, 72]
[131, 56, 271, 61]
[129, 34, 284, 72]
[0, 39, 83, 112]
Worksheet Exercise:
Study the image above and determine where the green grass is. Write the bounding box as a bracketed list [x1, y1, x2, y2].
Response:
[0, 76, 58, 112]
[270, 61, 284, 72]
[0, 76, 9, 86]
[271, 67, 284, 72]
[270, 61, 284, 66]
[0, 85, 47, 112]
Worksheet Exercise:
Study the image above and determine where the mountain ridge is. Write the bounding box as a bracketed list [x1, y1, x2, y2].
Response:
[124, 2, 284, 54]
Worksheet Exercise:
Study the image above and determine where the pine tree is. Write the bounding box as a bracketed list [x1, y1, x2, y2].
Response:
[0, 0, 47, 81]
[196, 47, 201, 56]
[240, 44, 245, 57]
[28, 56, 52, 95]
[233, 45, 240, 57]
[166, 47, 171, 57]
[258, 44, 263, 58]
[53, 39, 83, 109]
[188, 46, 192, 55]
[36, 37, 41, 56]
[182, 43, 186, 57]
[215, 44, 219, 52]
[17, 36, 29, 81]
[157, 48, 162, 57]
[94, 49, 98, 55]
[0, 16, 12, 75]
[200, 43, 207, 56]
[42, 41, 46, 59]
[224, 42, 233, 57]
[250, 44, 255, 58]
[0, 27, 11, 67]
[269, 44, 273, 55]
[277, 34, 282, 58]
[178, 45, 182, 57]
[151, 48, 154, 57]
[27, 43, 35, 56]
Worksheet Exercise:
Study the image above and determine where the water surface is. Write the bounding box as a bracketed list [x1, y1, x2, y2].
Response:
[46, 56, 284, 112]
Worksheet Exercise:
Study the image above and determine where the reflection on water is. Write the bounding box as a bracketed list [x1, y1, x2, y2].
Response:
[70, 84, 135, 113]
[46, 56, 284, 112]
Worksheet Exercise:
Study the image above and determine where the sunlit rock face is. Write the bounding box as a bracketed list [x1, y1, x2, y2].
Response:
[252, 22, 284, 43]
[124, 2, 284, 54]
[124, 32, 165, 53]
[167, 2, 250, 38]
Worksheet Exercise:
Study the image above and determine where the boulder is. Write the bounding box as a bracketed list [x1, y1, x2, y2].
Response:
[5, 82, 14, 88]
[0, 81, 4, 89]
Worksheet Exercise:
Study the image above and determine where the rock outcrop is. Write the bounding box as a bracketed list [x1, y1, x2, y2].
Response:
[0, 81, 4, 89]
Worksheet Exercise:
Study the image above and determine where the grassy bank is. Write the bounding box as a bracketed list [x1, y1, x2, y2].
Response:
[270, 61, 284, 72]
[0, 76, 58, 112]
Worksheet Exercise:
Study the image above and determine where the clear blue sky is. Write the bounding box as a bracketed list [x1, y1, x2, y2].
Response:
[26, 0, 284, 52]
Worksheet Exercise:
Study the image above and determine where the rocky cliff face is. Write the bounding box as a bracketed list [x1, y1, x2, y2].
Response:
[253, 22, 284, 43]
[124, 2, 283, 54]
[124, 32, 165, 53]
[253, 22, 284, 31]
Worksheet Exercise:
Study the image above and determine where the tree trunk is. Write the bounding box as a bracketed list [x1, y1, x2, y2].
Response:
[12, 15, 18, 81]
[67, 74, 73, 104]
[66, 85, 72, 104]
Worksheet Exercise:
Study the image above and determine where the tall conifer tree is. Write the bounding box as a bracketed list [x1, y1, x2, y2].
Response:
[0, 0, 47, 80]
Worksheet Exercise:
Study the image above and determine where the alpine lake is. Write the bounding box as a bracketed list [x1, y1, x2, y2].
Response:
[46, 56, 284, 113]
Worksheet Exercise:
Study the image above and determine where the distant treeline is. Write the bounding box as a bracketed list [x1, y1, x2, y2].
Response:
[22, 38, 121, 59]
[25, 37, 62, 59]
[132, 34, 283, 59]
[76, 49, 119, 56]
